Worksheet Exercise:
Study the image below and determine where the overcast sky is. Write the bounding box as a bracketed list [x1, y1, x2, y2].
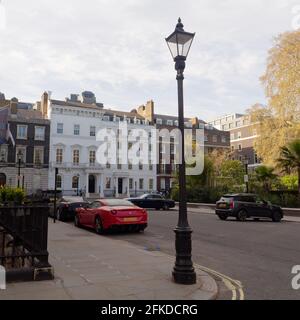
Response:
[0, 0, 298, 120]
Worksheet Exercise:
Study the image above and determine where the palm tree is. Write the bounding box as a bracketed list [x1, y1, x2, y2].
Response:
[277, 139, 300, 197]
[255, 165, 277, 192]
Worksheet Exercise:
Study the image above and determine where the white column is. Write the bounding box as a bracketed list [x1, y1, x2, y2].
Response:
[115, 177, 119, 198]
[86, 173, 89, 199]
[99, 174, 104, 198]
[127, 178, 130, 197]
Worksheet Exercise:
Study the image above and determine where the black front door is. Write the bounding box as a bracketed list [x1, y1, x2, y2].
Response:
[0, 173, 6, 187]
[89, 175, 96, 194]
[118, 178, 123, 195]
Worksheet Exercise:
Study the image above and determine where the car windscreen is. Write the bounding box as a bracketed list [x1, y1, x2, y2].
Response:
[61, 197, 84, 203]
[104, 199, 136, 207]
[220, 196, 234, 202]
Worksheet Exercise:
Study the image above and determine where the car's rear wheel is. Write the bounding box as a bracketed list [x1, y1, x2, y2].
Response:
[218, 213, 228, 221]
[95, 217, 104, 234]
[74, 214, 81, 228]
[237, 209, 247, 222]
[163, 203, 169, 211]
[272, 211, 282, 222]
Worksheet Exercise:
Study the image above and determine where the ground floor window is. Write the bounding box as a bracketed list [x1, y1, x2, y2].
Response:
[139, 178, 144, 190]
[106, 177, 111, 189]
[129, 178, 133, 190]
[149, 178, 153, 190]
[56, 175, 62, 189]
[72, 176, 79, 189]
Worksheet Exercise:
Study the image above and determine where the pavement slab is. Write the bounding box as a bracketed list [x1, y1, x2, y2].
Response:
[0, 219, 218, 300]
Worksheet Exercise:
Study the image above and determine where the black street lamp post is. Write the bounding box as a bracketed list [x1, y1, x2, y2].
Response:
[53, 168, 59, 223]
[166, 18, 196, 285]
[243, 156, 249, 193]
[17, 150, 22, 188]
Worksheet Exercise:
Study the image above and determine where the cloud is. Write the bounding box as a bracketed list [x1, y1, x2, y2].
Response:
[0, 0, 298, 119]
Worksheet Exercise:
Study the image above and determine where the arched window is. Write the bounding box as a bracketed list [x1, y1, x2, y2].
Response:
[72, 176, 79, 189]
[56, 175, 62, 189]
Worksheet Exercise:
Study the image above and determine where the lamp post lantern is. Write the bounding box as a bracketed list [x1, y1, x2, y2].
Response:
[166, 18, 196, 285]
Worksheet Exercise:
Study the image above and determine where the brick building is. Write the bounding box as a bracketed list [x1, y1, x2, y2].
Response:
[0, 96, 50, 192]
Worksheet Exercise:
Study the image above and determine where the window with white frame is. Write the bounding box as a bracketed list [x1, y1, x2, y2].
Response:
[72, 176, 79, 189]
[90, 126, 96, 137]
[0, 145, 8, 163]
[117, 158, 122, 170]
[89, 150, 96, 165]
[237, 131, 242, 139]
[149, 179, 154, 191]
[17, 125, 28, 139]
[212, 135, 218, 143]
[56, 175, 62, 189]
[56, 148, 63, 164]
[221, 136, 227, 143]
[167, 120, 173, 126]
[156, 118, 162, 125]
[106, 162, 111, 169]
[57, 123, 63, 134]
[34, 147, 44, 165]
[73, 149, 80, 165]
[129, 178, 133, 190]
[74, 125, 80, 136]
[149, 160, 153, 171]
[139, 178, 144, 190]
[204, 135, 208, 142]
[16, 146, 26, 163]
[105, 177, 111, 189]
[35, 126, 45, 141]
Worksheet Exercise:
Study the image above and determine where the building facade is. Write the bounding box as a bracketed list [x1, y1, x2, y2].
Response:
[41, 91, 157, 198]
[0, 97, 50, 192]
[135, 102, 230, 193]
[208, 112, 261, 170]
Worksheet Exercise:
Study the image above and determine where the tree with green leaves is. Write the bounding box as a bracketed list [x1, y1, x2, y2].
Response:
[277, 139, 300, 197]
[249, 29, 300, 165]
[255, 165, 277, 192]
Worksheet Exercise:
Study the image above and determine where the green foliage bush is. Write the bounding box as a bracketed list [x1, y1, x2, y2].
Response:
[0, 186, 26, 205]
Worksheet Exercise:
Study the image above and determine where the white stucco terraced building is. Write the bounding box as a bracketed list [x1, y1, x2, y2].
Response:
[39, 91, 157, 198]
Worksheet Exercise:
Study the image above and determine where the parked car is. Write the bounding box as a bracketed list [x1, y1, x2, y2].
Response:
[126, 193, 175, 210]
[49, 196, 89, 221]
[215, 193, 283, 222]
[75, 199, 148, 233]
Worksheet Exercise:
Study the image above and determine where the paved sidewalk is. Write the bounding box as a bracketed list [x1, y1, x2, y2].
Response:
[0, 220, 218, 300]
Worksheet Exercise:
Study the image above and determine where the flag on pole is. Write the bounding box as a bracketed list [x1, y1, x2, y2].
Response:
[0, 106, 15, 147]
[6, 123, 15, 147]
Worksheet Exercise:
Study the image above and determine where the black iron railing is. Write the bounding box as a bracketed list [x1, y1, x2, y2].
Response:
[0, 205, 53, 282]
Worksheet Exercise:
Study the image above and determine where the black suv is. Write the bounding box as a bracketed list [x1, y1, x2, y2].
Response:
[215, 193, 283, 222]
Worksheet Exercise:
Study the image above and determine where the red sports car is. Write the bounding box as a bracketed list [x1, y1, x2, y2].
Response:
[75, 199, 148, 233]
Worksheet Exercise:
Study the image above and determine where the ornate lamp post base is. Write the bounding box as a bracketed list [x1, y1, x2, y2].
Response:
[172, 227, 197, 284]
